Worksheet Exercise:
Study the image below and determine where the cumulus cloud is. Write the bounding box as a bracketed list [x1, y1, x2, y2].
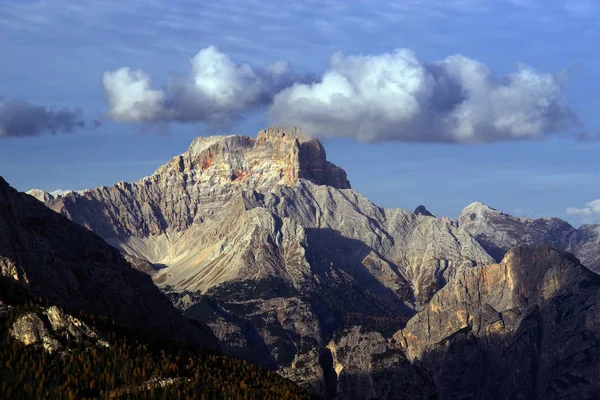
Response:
[566, 199, 600, 224]
[0, 98, 90, 138]
[269, 49, 579, 143]
[103, 68, 165, 122]
[102, 46, 308, 126]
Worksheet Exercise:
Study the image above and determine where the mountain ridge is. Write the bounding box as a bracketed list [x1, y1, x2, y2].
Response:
[457, 200, 600, 273]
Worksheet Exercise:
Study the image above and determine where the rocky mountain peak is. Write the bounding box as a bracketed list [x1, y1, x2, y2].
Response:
[26, 189, 55, 203]
[414, 205, 434, 217]
[153, 127, 350, 190]
[458, 201, 498, 220]
[456, 201, 586, 266]
[256, 126, 312, 142]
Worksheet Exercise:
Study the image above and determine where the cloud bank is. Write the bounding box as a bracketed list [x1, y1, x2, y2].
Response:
[0, 99, 94, 138]
[566, 199, 600, 224]
[103, 46, 308, 127]
[269, 49, 579, 143]
[103, 46, 579, 143]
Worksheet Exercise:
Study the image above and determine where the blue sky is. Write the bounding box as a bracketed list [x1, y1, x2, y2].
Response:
[1, 0, 599, 225]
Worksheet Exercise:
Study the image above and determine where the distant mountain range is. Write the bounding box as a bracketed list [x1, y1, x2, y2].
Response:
[457, 201, 600, 273]
[18, 127, 600, 399]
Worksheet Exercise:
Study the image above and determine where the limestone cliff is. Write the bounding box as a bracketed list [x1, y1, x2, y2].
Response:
[9, 305, 106, 353]
[396, 246, 600, 399]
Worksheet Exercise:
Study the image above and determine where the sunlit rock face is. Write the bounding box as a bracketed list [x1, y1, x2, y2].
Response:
[10, 306, 105, 353]
[396, 246, 600, 400]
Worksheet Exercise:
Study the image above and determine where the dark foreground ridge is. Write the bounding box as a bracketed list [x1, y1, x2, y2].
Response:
[0, 277, 317, 399]
[0, 176, 217, 349]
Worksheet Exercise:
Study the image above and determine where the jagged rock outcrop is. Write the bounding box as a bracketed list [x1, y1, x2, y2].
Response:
[395, 246, 600, 399]
[279, 347, 329, 398]
[457, 202, 600, 273]
[325, 326, 436, 400]
[10, 305, 105, 353]
[30, 127, 495, 394]
[0, 176, 218, 350]
[414, 205, 434, 217]
[282, 246, 600, 399]
[568, 224, 600, 272]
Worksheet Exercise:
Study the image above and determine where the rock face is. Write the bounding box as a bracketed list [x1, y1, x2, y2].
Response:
[0, 176, 218, 350]
[458, 202, 600, 273]
[10, 306, 104, 353]
[396, 246, 600, 399]
[32, 127, 495, 393]
[325, 326, 436, 400]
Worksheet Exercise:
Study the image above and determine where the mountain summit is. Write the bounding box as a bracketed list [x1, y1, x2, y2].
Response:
[35, 127, 349, 240]
[155, 127, 351, 190]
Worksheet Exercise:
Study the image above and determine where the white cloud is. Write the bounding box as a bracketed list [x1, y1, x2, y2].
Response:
[103, 68, 165, 122]
[102, 46, 306, 126]
[566, 199, 600, 223]
[269, 49, 579, 143]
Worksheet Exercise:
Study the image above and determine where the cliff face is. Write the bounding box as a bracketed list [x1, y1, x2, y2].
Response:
[0, 177, 218, 350]
[396, 246, 600, 399]
[9, 305, 106, 353]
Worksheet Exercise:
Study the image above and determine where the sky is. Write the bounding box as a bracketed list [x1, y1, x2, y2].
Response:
[1, 0, 600, 225]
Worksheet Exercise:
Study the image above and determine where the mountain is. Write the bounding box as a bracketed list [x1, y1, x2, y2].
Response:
[31, 127, 495, 394]
[457, 202, 600, 273]
[0, 176, 217, 350]
[28, 127, 600, 399]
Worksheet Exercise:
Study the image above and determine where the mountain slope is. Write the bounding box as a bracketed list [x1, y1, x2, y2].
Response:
[0, 176, 217, 349]
[281, 245, 600, 399]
